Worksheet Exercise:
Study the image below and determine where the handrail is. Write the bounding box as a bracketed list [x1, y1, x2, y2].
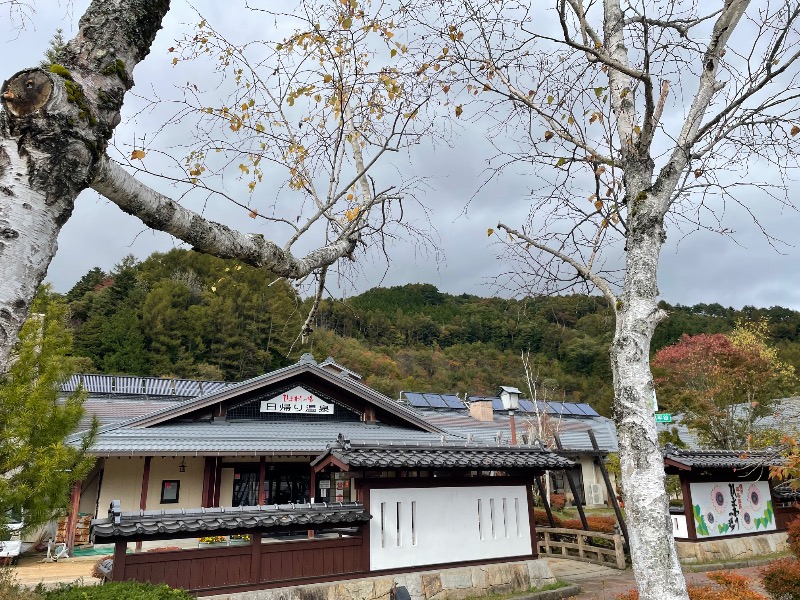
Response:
[536, 526, 627, 570]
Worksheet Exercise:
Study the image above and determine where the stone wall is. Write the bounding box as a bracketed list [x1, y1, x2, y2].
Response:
[676, 532, 788, 563]
[205, 558, 556, 600]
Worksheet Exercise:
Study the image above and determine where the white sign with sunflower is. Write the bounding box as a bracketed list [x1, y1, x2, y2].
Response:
[689, 480, 775, 538]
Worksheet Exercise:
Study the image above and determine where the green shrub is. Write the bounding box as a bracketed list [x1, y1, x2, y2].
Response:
[45, 581, 193, 600]
[762, 557, 800, 600]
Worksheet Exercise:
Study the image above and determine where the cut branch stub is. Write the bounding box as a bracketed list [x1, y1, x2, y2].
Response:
[1, 71, 53, 117]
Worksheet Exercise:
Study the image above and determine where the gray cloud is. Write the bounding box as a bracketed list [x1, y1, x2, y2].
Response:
[6, 2, 800, 310]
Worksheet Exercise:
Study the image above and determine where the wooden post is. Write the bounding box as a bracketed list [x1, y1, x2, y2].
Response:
[577, 531, 585, 560]
[553, 434, 589, 530]
[587, 430, 629, 548]
[213, 458, 223, 506]
[258, 457, 266, 505]
[113, 540, 127, 582]
[135, 457, 151, 552]
[535, 475, 557, 527]
[525, 477, 538, 559]
[509, 411, 517, 445]
[543, 530, 551, 555]
[64, 481, 82, 556]
[308, 466, 316, 539]
[614, 533, 626, 569]
[201, 457, 214, 507]
[250, 531, 262, 584]
[681, 474, 697, 539]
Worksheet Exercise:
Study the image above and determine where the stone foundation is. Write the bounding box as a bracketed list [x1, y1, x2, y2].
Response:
[205, 559, 556, 600]
[677, 532, 788, 563]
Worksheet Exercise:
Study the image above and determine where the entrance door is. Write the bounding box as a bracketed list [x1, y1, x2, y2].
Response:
[232, 464, 310, 506]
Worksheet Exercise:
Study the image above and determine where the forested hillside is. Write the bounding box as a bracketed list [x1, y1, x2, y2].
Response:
[60, 249, 800, 416]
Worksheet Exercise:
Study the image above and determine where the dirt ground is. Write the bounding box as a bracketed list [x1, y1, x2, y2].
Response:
[10, 554, 101, 588]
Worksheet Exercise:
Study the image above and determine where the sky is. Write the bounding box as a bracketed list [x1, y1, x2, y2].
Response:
[4, 1, 800, 310]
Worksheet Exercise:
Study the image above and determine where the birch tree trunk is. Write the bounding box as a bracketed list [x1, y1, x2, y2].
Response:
[612, 205, 687, 599]
[0, 0, 171, 371]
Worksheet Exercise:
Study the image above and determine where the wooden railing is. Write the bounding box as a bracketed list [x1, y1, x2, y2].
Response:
[536, 527, 626, 569]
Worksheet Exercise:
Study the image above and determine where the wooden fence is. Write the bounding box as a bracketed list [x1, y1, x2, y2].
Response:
[536, 526, 626, 569]
[115, 533, 367, 595]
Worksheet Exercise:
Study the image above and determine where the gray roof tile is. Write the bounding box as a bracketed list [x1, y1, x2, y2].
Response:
[313, 442, 575, 470]
[92, 502, 370, 540]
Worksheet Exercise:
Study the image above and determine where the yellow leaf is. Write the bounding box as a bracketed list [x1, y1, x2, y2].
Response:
[131, 149, 146, 160]
[172, 57, 178, 66]
[455, 104, 463, 118]
[544, 130, 554, 141]
[487, 228, 494, 237]
[594, 200, 603, 211]
[323, 74, 332, 83]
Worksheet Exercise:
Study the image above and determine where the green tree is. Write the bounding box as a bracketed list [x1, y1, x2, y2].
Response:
[0, 289, 95, 534]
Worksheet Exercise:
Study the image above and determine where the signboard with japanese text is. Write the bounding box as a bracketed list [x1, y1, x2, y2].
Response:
[260, 386, 335, 415]
[689, 481, 774, 538]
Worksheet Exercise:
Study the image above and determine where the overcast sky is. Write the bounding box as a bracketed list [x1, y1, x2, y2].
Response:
[5, 1, 800, 310]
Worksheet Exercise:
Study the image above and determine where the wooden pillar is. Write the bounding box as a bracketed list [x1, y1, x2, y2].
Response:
[553, 434, 589, 530]
[136, 456, 151, 552]
[588, 430, 629, 548]
[681, 475, 697, 539]
[64, 481, 82, 556]
[535, 475, 557, 527]
[201, 457, 214, 507]
[258, 457, 266, 505]
[308, 466, 317, 539]
[525, 478, 538, 559]
[113, 540, 127, 582]
[249, 531, 262, 584]
[509, 411, 517, 445]
[212, 458, 223, 507]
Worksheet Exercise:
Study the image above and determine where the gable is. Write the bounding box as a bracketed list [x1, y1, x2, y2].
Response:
[107, 358, 442, 434]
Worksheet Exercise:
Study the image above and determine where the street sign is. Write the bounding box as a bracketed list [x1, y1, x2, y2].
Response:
[655, 413, 672, 423]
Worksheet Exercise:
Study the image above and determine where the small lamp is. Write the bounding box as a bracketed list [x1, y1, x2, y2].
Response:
[499, 386, 521, 445]
[178, 459, 186, 473]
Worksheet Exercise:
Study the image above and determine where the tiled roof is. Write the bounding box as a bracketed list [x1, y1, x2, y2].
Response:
[663, 445, 784, 470]
[312, 441, 575, 470]
[87, 421, 456, 455]
[92, 502, 370, 540]
[772, 483, 800, 501]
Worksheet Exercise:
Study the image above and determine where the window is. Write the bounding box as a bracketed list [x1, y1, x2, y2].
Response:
[160, 480, 180, 504]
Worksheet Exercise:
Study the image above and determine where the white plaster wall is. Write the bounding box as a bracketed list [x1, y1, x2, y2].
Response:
[672, 514, 688, 538]
[369, 485, 532, 571]
[145, 457, 205, 509]
[97, 458, 145, 514]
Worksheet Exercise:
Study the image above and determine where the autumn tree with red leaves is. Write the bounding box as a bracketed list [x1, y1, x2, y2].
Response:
[653, 320, 795, 449]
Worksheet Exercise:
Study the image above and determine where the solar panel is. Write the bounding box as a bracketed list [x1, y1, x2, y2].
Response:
[517, 399, 534, 412]
[576, 403, 600, 417]
[442, 394, 466, 409]
[491, 398, 504, 411]
[561, 402, 586, 416]
[423, 393, 448, 408]
[403, 392, 429, 408]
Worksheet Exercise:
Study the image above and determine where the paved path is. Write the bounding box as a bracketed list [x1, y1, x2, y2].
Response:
[546, 558, 772, 599]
